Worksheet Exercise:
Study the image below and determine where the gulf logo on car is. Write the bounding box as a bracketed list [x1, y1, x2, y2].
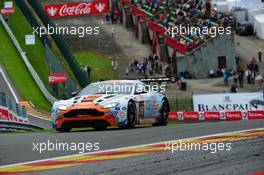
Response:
[153, 100, 159, 111]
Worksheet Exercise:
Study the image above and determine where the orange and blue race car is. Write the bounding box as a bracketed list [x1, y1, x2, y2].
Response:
[52, 80, 169, 132]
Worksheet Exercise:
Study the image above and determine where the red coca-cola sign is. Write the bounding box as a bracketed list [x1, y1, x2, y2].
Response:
[45, 1, 109, 18]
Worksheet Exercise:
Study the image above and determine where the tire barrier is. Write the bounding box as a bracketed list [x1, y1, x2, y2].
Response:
[168, 111, 264, 121]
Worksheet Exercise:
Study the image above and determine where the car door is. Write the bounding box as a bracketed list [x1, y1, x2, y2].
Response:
[134, 83, 153, 118]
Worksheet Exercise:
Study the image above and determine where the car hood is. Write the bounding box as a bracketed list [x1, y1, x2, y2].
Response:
[53, 94, 131, 109]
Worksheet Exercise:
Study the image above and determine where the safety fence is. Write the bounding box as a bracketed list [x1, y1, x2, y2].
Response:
[26, 0, 90, 87]
[168, 110, 264, 121]
[0, 92, 28, 124]
[15, 0, 77, 98]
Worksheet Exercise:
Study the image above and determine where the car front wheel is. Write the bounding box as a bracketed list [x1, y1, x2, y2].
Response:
[153, 99, 169, 126]
[125, 102, 137, 129]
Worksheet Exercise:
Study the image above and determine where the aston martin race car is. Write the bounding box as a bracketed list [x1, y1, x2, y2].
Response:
[52, 80, 169, 132]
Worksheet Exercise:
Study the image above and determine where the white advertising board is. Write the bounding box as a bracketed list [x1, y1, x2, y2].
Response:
[25, 35, 35, 45]
[4, 1, 13, 8]
[193, 92, 264, 111]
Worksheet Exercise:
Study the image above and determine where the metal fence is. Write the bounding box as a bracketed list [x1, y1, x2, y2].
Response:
[26, 0, 91, 87]
[45, 43, 77, 97]
[0, 92, 27, 119]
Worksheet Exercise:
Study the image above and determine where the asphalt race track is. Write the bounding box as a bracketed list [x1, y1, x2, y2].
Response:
[26, 137, 264, 175]
[0, 120, 264, 175]
[1, 71, 264, 175]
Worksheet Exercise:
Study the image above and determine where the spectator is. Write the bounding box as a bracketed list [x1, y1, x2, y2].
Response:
[165, 65, 171, 78]
[209, 69, 214, 78]
[251, 71, 256, 85]
[233, 73, 238, 85]
[245, 68, 251, 84]
[251, 57, 257, 65]
[223, 70, 229, 85]
[258, 51, 262, 63]
[238, 70, 244, 88]
[230, 83, 237, 93]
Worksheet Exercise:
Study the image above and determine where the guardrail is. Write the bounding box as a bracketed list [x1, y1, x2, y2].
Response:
[0, 14, 57, 104]
[0, 92, 44, 130]
[0, 120, 44, 131]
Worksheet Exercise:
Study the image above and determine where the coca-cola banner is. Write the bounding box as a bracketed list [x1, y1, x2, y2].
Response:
[45, 1, 109, 18]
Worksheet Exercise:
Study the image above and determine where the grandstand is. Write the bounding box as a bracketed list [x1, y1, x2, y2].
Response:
[119, 0, 236, 78]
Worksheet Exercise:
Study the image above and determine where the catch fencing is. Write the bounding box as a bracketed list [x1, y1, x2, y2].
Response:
[26, 0, 90, 87]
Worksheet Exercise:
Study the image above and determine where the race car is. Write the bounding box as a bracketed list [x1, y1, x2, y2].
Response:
[52, 80, 170, 132]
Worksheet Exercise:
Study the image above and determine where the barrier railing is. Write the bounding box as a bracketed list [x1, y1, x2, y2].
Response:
[0, 92, 44, 130]
[0, 92, 28, 123]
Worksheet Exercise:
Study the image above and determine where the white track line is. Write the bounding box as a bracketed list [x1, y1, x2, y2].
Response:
[0, 127, 263, 168]
[0, 68, 19, 103]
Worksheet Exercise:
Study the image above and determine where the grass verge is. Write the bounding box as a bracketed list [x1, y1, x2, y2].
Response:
[7, 2, 51, 91]
[0, 23, 51, 111]
[75, 52, 117, 82]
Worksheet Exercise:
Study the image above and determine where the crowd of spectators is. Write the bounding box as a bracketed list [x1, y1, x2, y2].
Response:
[221, 57, 262, 93]
[127, 54, 163, 77]
[134, 0, 234, 52]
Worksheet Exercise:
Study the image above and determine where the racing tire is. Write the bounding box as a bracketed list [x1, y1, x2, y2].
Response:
[56, 127, 71, 132]
[153, 99, 169, 126]
[124, 102, 137, 129]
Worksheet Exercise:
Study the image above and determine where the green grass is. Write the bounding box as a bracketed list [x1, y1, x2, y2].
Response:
[168, 97, 193, 111]
[0, 24, 51, 111]
[75, 52, 117, 82]
[8, 2, 51, 89]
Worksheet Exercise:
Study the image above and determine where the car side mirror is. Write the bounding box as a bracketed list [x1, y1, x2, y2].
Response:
[71, 91, 79, 97]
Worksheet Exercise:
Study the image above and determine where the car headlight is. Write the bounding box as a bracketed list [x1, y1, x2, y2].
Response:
[103, 102, 119, 108]
[57, 105, 68, 111]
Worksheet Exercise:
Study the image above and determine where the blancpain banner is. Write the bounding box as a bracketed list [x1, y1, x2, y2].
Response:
[193, 92, 264, 111]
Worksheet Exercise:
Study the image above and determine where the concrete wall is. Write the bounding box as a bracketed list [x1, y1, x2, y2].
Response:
[177, 34, 236, 78]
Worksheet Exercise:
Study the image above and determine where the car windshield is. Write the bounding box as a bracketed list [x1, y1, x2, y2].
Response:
[78, 82, 134, 95]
